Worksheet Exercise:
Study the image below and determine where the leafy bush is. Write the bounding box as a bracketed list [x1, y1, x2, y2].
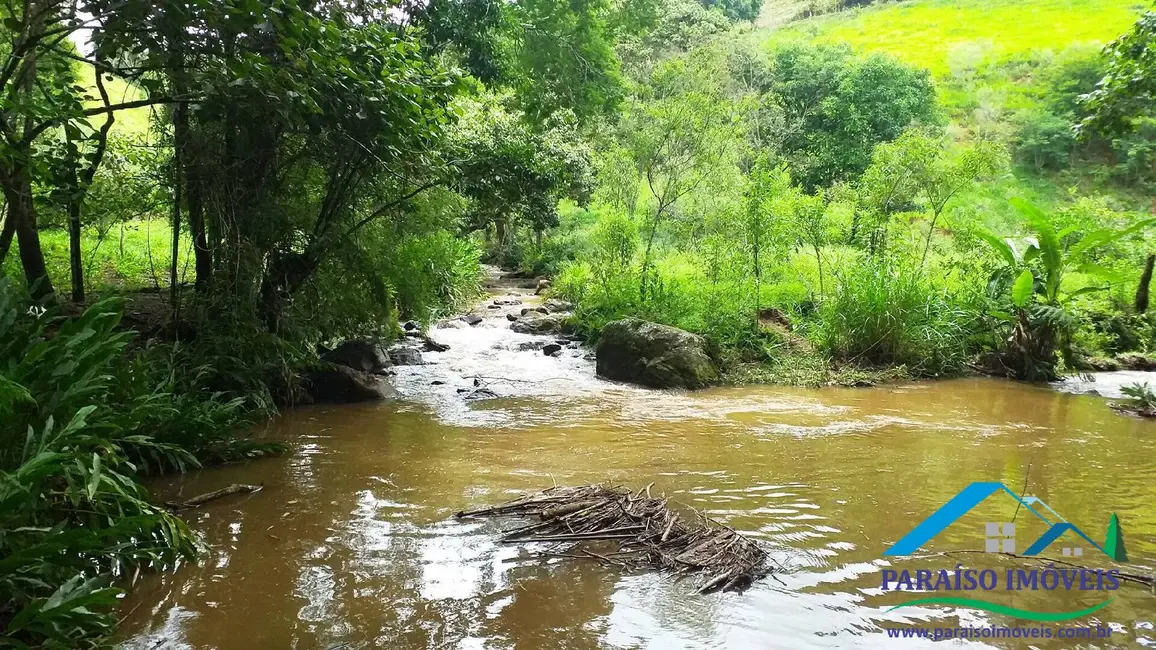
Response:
[701, 0, 763, 22]
[389, 231, 484, 322]
[1012, 109, 1075, 171]
[761, 43, 940, 190]
[816, 261, 972, 376]
[1111, 116, 1156, 185]
[0, 280, 270, 648]
[1121, 382, 1156, 410]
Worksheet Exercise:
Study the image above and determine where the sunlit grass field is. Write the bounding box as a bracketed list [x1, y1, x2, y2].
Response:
[762, 0, 1143, 77]
[753, 0, 1152, 221]
[1, 220, 194, 293]
[74, 64, 153, 136]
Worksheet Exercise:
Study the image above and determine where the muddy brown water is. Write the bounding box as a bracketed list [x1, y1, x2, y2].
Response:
[121, 278, 1156, 649]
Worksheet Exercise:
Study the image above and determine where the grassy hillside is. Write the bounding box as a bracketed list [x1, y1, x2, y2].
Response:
[765, 0, 1142, 77]
[752, 0, 1152, 229]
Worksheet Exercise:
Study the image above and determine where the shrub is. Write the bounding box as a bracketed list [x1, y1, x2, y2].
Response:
[0, 284, 203, 648]
[816, 261, 971, 376]
[1012, 109, 1076, 171]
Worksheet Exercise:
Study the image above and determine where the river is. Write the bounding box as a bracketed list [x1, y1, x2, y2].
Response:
[121, 274, 1156, 649]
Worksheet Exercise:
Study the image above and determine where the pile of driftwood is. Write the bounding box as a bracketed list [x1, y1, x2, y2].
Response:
[456, 484, 770, 593]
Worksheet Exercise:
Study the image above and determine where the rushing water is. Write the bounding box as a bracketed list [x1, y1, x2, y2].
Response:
[121, 278, 1156, 649]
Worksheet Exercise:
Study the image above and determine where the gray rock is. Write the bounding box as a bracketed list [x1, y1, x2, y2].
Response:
[437, 319, 467, 329]
[402, 320, 420, 331]
[543, 343, 563, 356]
[321, 340, 390, 373]
[506, 313, 518, 321]
[595, 318, 719, 389]
[494, 298, 522, 306]
[305, 365, 396, 403]
[422, 338, 449, 352]
[516, 341, 547, 351]
[388, 347, 425, 366]
[1117, 353, 1156, 371]
[464, 388, 500, 400]
[544, 299, 573, 312]
[462, 315, 483, 326]
[510, 314, 566, 335]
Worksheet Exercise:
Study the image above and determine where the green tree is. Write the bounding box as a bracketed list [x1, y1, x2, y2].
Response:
[793, 191, 830, 297]
[757, 43, 939, 190]
[452, 95, 594, 264]
[624, 48, 743, 299]
[742, 159, 790, 317]
[1079, 8, 1156, 137]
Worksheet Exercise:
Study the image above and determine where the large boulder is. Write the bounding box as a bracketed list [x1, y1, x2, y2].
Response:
[388, 346, 425, 366]
[321, 340, 390, 374]
[510, 314, 567, 335]
[305, 365, 397, 403]
[595, 318, 719, 389]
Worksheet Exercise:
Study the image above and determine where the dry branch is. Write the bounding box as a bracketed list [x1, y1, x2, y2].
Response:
[456, 484, 771, 593]
[167, 483, 263, 510]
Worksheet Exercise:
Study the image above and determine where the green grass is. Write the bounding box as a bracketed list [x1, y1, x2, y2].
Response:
[2, 219, 194, 294]
[764, 0, 1143, 78]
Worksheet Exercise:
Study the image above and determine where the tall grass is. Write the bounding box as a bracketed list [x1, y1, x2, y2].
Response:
[816, 261, 973, 376]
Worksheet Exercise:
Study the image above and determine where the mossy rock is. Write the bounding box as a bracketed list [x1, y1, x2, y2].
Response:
[596, 318, 719, 389]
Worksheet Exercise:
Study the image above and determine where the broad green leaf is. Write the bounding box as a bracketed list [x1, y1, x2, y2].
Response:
[1012, 269, 1035, 307]
[974, 228, 1016, 268]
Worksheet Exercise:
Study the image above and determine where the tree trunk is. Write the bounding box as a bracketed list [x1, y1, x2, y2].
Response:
[0, 208, 13, 266]
[259, 250, 320, 333]
[169, 179, 181, 311]
[814, 244, 824, 298]
[639, 209, 661, 301]
[173, 90, 211, 291]
[0, 170, 54, 297]
[68, 200, 84, 303]
[495, 218, 507, 266]
[1137, 253, 1154, 314]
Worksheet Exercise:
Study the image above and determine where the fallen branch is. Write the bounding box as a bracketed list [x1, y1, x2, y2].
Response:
[457, 484, 771, 593]
[167, 484, 263, 510]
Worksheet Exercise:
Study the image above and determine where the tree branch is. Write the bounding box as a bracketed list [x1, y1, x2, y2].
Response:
[341, 180, 442, 240]
[26, 97, 186, 142]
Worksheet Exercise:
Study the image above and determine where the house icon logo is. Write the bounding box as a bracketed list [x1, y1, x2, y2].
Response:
[884, 481, 1128, 561]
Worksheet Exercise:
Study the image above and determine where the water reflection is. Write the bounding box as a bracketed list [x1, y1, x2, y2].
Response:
[118, 375, 1156, 649]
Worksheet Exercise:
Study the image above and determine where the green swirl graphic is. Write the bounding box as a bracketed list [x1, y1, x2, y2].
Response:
[885, 596, 1114, 622]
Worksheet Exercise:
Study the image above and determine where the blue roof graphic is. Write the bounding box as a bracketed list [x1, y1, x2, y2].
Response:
[884, 481, 1105, 557]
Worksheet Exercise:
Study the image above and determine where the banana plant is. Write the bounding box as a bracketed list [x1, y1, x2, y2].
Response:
[975, 198, 1155, 380]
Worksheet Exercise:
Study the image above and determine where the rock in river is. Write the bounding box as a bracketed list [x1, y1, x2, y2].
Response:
[595, 318, 719, 389]
[389, 346, 425, 366]
[543, 343, 563, 356]
[321, 339, 390, 374]
[305, 365, 396, 403]
[510, 314, 566, 335]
